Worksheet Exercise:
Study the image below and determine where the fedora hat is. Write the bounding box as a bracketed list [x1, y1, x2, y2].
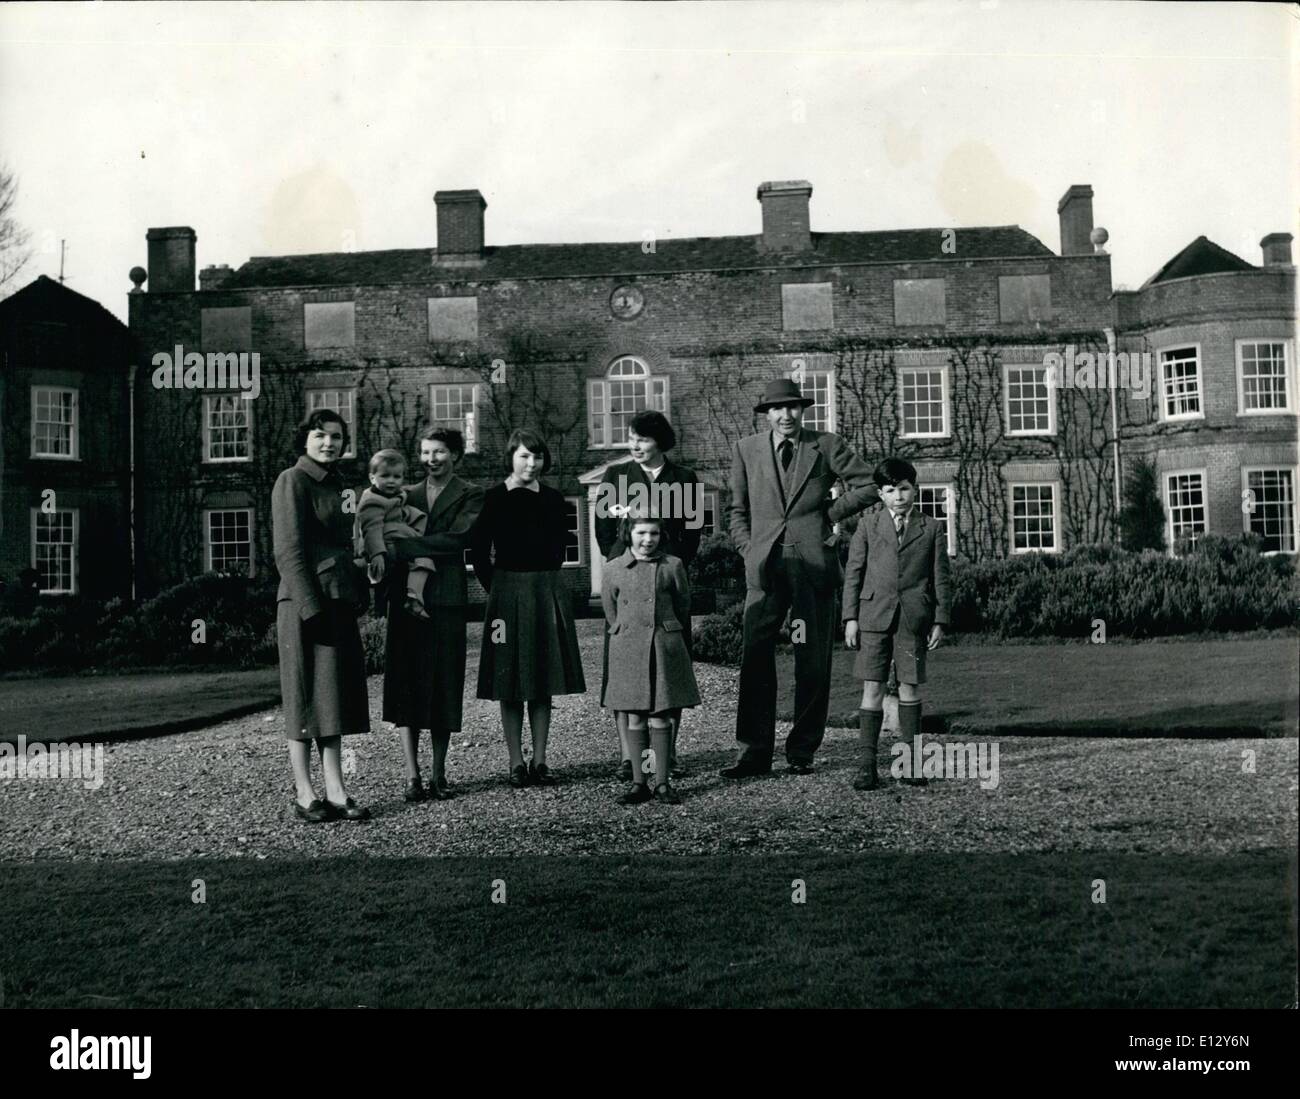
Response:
[754, 378, 815, 413]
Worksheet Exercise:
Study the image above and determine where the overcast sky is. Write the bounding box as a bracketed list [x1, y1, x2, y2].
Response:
[1, 0, 1294, 322]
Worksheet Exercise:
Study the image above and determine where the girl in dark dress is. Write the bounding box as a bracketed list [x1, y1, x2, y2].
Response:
[469, 430, 586, 787]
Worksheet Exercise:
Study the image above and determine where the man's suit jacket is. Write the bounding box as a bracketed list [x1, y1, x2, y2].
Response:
[841, 503, 952, 634]
[389, 475, 486, 609]
[728, 428, 878, 594]
[594, 457, 703, 567]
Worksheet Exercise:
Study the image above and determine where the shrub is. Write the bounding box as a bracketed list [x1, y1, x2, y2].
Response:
[1119, 455, 1166, 552]
[692, 599, 745, 666]
[689, 533, 744, 589]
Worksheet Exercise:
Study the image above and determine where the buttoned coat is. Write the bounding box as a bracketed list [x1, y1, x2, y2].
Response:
[728, 428, 879, 594]
[388, 475, 486, 609]
[594, 457, 704, 567]
[841, 503, 953, 635]
[600, 551, 700, 713]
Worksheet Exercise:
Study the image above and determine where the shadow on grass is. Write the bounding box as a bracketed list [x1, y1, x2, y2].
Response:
[1, 853, 1293, 1008]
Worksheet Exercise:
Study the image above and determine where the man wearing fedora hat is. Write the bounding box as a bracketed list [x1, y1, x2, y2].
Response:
[722, 378, 879, 778]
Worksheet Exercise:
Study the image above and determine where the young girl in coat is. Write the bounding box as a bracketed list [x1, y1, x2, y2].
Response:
[601, 513, 700, 805]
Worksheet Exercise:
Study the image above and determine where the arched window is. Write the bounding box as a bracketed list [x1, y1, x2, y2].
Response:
[587, 356, 669, 447]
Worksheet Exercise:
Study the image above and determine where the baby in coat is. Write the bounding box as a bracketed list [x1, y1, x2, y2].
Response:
[355, 449, 435, 619]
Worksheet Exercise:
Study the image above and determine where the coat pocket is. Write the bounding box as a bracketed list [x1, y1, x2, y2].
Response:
[661, 620, 682, 632]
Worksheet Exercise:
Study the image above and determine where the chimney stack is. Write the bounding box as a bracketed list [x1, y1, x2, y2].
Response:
[1057, 185, 1095, 256]
[1260, 232, 1293, 267]
[145, 227, 197, 292]
[757, 180, 813, 253]
[434, 190, 487, 260]
[200, 264, 234, 291]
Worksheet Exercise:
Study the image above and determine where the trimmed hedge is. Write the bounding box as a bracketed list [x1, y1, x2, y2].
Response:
[691, 536, 1299, 664]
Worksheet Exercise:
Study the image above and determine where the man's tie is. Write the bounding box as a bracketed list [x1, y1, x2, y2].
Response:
[894, 511, 905, 546]
[779, 439, 793, 472]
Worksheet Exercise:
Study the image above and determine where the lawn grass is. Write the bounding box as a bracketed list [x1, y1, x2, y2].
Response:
[0, 853, 1292, 1008]
[0, 668, 282, 744]
[780, 635, 1300, 735]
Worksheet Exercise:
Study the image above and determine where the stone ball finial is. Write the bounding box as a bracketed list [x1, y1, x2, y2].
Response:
[1090, 227, 1109, 252]
[129, 266, 147, 290]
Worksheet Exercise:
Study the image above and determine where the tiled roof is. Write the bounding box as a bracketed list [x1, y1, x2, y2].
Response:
[1142, 236, 1257, 287]
[223, 226, 1055, 290]
[0, 274, 128, 331]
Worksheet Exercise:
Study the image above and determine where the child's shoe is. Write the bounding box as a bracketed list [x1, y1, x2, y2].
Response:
[852, 766, 879, 791]
[653, 782, 682, 805]
[619, 783, 652, 805]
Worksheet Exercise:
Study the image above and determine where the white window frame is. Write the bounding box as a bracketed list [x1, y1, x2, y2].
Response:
[1008, 481, 1062, 554]
[427, 382, 481, 455]
[30, 507, 79, 594]
[917, 484, 957, 556]
[793, 367, 837, 433]
[305, 388, 357, 458]
[1003, 363, 1057, 437]
[898, 365, 950, 439]
[1241, 466, 1298, 554]
[587, 356, 670, 449]
[202, 394, 253, 463]
[204, 508, 256, 577]
[30, 386, 80, 460]
[562, 495, 584, 568]
[1235, 339, 1293, 416]
[1163, 468, 1208, 555]
[1157, 343, 1204, 422]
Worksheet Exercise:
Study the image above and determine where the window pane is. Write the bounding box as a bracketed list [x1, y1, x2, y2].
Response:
[1160, 348, 1201, 417]
[1166, 472, 1206, 553]
[206, 395, 251, 460]
[901, 369, 945, 435]
[563, 499, 582, 565]
[1007, 366, 1051, 433]
[32, 388, 76, 457]
[34, 510, 76, 592]
[1246, 469, 1296, 552]
[1240, 342, 1289, 411]
[1011, 484, 1056, 551]
[207, 510, 253, 575]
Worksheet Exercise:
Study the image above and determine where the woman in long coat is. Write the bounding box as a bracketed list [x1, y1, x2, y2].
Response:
[272, 409, 371, 822]
[380, 427, 485, 802]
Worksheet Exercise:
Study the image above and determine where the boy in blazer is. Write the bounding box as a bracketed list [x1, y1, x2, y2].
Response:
[723, 378, 879, 777]
[842, 457, 952, 790]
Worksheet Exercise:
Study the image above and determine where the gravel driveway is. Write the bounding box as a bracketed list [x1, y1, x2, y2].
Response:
[2, 620, 1295, 861]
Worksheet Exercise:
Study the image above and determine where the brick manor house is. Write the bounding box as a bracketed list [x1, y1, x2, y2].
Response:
[15, 178, 1292, 601]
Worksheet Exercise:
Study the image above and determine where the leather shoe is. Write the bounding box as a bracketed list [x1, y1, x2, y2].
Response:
[529, 761, 558, 787]
[428, 776, 455, 800]
[619, 783, 652, 805]
[653, 783, 682, 805]
[719, 758, 772, 779]
[324, 797, 370, 821]
[292, 798, 331, 823]
[403, 780, 427, 803]
[852, 768, 879, 791]
[508, 764, 529, 789]
[786, 760, 815, 776]
[617, 759, 633, 783]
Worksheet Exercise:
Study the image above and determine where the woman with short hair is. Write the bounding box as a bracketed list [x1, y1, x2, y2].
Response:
[272, 408, 371, 823]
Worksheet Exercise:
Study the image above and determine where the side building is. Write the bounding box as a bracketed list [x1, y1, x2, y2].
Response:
[0, 276, 133, 601]
[1114, 233, 1297, 553]
[128, 179, 1128, 601]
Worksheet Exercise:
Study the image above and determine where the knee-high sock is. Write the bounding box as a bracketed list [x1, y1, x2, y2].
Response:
[897, 700, 922, 777]
[648, 719, 672, 784]
[858, 708, 883, 772]
[626, 714, 649, 783]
